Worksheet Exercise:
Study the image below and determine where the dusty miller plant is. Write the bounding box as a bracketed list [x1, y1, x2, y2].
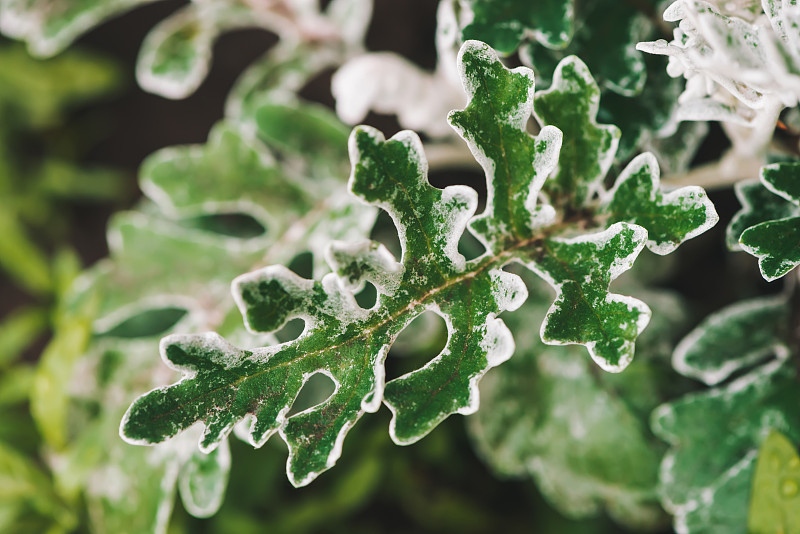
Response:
[2, 1, 800, 533]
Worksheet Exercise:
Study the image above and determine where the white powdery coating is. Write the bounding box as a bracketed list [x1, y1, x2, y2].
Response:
[532, 223, 650, 373]
[449, 41, 561, 246]
[760, 161, 800, 205]
[326, 239, 403, 294]
[178, 439, 231, 518]
[488, 268, 529, 314]
[605, 152, 719, 255]
[231, 265, 315, 334]
[136, 6, 214, 100]
[362, 344, 390, 413]
[639, 0, 800, 128]
[672, 295, 789, 385]
[332, 52, 463, 137]
[385, 304, 453, 446]
[534, 56, 620, 201]
[436, 184, 479, 271]
[527, 126, 563, 223]
[280, 412, 359, 487]
[347, 127, 476, 273]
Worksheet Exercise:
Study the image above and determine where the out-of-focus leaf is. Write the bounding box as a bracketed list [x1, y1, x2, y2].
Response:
[653, 359, 800, 534]
[0, 206, 51, 295]
[0, 43, 119, 125]
[470, 281, 673, 529]
[0, 307, 47, 367]
[460, 0, 574, 53]
[673, 296, 789, 385]
[748, 430, 800, 534]
[0, 440, 75, 533]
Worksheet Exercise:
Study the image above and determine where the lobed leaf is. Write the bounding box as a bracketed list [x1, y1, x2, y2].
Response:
[469, 282, 676, 528]
[653, 359, 800, 534]
[728, 179, 800, 249]
[738, 162, 800, 281]
[533, 56, 620, 208]
[121, 39, 716, 489]
[602, 152, 718, 255]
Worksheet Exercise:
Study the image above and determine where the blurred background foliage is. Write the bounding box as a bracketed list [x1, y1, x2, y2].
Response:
[0, 1, 787, 533]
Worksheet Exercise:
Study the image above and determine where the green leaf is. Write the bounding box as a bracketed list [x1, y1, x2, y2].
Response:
[122, 124, 526, 486]
[140, 122, 306, 230]
[30, 291, 95, 450]
[0, 43, 120, 125]
[0, 207, 51, 295]
[0, 307, 47, 367]
[136, 6, 214, 100]
[673, 296, 790, 386]
[532, 222, 651, 372]
[447, 41, 562, 252]
[748, 430, 800, 534]
[0, 365, 36, 405]
[739, 163, 800, 281]
[1, 0, 153, 56]
[653, 359, 800, 534]
[602, 152, 718, 255]
[121, 40, 713, 489]
[522, 0, 651, 97]
[469, 283, 669, 529]
[0, 440, 75, 533]
[460, 0, 574, 53]
[179, 440, 231, 518]
[728, 179, 800, 249]
[533, 56, 620, 208]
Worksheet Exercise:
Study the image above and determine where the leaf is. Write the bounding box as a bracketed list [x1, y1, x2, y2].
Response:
[0, 440, 75, 533]
[121, 124, 527, 486]
[601, 152, 719, 255]
[533, 56, 620, 208]
[469, 281, 673, 529]
[120, 41, 718, 490]
[748, 430, 800, 534]
[0, 206, 52, 295]
[522, 0, 652, 97]
[739, 162, 800, 281]
[0, 307, 47, 367]
[0, 43, 120, 126]
[459, 0, 575, 53]
[0, 0, 153, 57]
[653, 359, 800, 534]
[673, 296, 790, 385]
[637, 0, 800, 131]
[136, 6, 215, 100]
[728, 179, 800, 250]
[530, 223, 651, 372]
[30, 290, 95, 450]
[178, 440, 231, 518]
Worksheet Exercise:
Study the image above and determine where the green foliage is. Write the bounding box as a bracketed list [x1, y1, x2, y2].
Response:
[748, 430, 800, 534]
[0, 0, 371, 98]
[654, 290, 800, 534]
[469, 276, 687, 529]
[5, 0, 800, 532]
[736, 162, 800, 281]
[121, 41, 716, 497]
[460, 0, 574, 52]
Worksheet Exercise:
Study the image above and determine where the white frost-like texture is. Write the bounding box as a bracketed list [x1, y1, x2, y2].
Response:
[638, 0, 800, 147]
[332, 53, 464, 137]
